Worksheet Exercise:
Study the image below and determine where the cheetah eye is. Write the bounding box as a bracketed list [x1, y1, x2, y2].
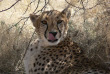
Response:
[57, 20, 63, 24]
[41, 20, 47, 25]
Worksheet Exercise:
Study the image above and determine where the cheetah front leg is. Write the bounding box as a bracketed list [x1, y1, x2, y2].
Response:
[23, 39, 40, 74]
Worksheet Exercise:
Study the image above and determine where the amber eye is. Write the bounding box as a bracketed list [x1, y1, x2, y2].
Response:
[57, 20, 63, 24]
[41, 20, 47, 25]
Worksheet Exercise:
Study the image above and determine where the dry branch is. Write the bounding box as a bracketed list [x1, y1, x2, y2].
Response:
[35, 0, 49, 14]
[33, 0, 40, 13]
[0, 0, 21, 12]
[19, 18, 29, 34]
[65, 0, 82, 9]
[5, 17, 29, 32]
[23, 0, 36, 14]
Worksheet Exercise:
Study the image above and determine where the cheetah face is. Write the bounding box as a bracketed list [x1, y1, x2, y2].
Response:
[30, 7, 71, 46]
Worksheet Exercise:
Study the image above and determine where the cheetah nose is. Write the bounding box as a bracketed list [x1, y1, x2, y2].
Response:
[49, 32, 57, 37]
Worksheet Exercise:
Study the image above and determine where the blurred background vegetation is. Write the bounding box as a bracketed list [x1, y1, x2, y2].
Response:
[0, 0, 110, 74]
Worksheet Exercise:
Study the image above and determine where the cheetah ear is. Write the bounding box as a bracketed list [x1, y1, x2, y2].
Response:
[30, 14, 39, 23]
[61, 5, 71, 19]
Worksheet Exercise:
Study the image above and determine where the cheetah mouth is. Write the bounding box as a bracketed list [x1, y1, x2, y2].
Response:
[47, 33, 58, 43]
[48, 39, 58, 43]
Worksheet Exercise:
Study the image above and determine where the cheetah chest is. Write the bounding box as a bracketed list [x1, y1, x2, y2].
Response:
[31, 45, 76, 74]
[24, 37, 82, 74]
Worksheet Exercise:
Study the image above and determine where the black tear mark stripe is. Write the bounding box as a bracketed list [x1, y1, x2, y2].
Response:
[44, 25, 48, 39]
[44, 11, 51, 39]
[57, 25, 61, 37]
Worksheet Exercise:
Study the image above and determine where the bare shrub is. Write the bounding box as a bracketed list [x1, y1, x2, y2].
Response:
[0, 21, 34, 73]
[68, 0, 110, 62]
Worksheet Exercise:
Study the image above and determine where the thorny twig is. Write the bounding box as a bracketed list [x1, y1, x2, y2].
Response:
[43, 0, 49, 11]
[35, 0, 49, 14]
[23, 0, 36, 14]
[33, 0, 40, 13]
[5, 19, 23, 32]
[19, 17, 29, 34]
[5, 17, 29, 32]
[65, 0, 82, 9]
[72, 8, 82, 17]
[80, 0, 89, 40]
[0, 0, 21, 12]
[80, 0, 86, 23]
[86, 0, 102, 10]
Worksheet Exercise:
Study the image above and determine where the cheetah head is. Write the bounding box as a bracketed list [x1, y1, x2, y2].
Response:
[30, 7, 71, 46]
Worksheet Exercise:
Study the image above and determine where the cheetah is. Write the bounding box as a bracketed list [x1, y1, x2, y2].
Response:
[23, 6, 110, 74]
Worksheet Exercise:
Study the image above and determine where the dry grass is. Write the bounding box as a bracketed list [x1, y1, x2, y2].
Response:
[68, 0, 110, 62]
[0, 21, 33, 74]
